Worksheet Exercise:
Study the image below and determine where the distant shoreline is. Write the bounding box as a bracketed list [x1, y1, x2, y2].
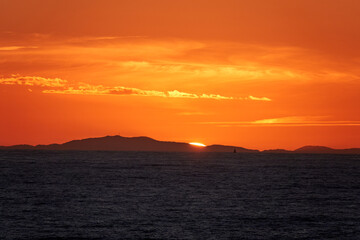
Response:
[1, 135, 359, 155]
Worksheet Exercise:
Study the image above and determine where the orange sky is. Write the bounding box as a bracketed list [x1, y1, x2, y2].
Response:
[1, 0, 360, 150]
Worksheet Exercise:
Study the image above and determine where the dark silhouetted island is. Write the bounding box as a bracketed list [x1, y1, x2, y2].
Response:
[0, 135, 258, 153]
[293, 145, 360, 154]
[263, 145, 360, 154]
[262, 149, 292, 154]
[0, 136, 359, 154]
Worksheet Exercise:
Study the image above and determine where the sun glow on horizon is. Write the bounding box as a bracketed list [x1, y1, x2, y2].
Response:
[189, 142, 207, 147]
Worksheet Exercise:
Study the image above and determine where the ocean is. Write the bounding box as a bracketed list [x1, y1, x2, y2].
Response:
[0, 150, 359, 239]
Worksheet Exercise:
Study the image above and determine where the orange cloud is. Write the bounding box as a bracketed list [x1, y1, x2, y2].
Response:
[42, 84, 167, 98]
[42, 82, 264, 100]
[1, 36, 358, 87]
[200, 116, 360, 127]
[0, 74, 271, 100]
[0, 75, 67, 87]
[0, 74, 271, 101]
[248, 96, 272, 101]
[0, 46, 38, 51]
[0, 46, 24, 51]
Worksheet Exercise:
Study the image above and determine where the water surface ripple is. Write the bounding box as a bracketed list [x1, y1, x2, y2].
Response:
[0, 151, 359, 239]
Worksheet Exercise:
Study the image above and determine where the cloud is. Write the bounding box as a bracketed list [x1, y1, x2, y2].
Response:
[1, 75, 271, 101]
[42, 82, 269, 100]
[0, 75, 67, 87]
[248, 96, 272, 101]
[0, 46, 24, 51]
[167, 90, 198, 99]
[2, 35, 360, 85]
[42, 84, 236, 100]
[118, 60, 303, 82]
[199, 116, 360, 127]
[252, 116, 360, 126]
[252, 116, 315, 124]
[178, 112, 207, 116]
[0, 46, 39, 51]
[200, 93, 234, 100]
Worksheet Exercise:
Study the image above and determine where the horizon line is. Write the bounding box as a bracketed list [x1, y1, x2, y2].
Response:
[1, 134, 359, 152]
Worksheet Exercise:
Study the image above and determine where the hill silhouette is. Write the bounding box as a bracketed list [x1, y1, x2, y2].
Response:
[0, 136, 359, 154]
[294, 145, 360, 154]
[0, 135, 258, 153]
[262, 146, 360, 154]
[262, 149, 292, 154]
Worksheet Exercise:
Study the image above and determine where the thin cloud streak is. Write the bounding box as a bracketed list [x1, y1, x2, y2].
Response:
[119, 60, 304, 81]
[43, 83, 267, 101]
[199, 116, 360, 127]
[0, 75, 67, 87]
[0, 75, 272, 101]
[248, 96, 272, 101]
[0, 46, 24, 51]
[0, 46, 39, 51]
[1, 36, 359, 85]
[1, 75, 272, 101]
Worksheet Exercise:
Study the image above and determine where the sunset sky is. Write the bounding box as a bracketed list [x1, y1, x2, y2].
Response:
[1, 0, 360, 150]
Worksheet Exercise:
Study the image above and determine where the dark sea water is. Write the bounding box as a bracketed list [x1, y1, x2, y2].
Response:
[0, 151, 359, 240]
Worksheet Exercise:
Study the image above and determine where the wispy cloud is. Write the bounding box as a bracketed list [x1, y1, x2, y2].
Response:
[0, 75, 67, 87]
[117, 60, 304, 83]
[1, 75, 272, 101]
[43, 84, 168, 98]
[199, 116, 360, 127]
[2, 37, 358, 87]
[43, 84, 238, 100]
[248, 96, 272, 101]
[0, 46, 24, 51]
[252, 116, 318, 124]
[177, 112, 207, 116]
[0, 46, 38, 51]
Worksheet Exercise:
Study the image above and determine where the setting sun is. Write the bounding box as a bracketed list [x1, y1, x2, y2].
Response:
[189, 142, 207, 147]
